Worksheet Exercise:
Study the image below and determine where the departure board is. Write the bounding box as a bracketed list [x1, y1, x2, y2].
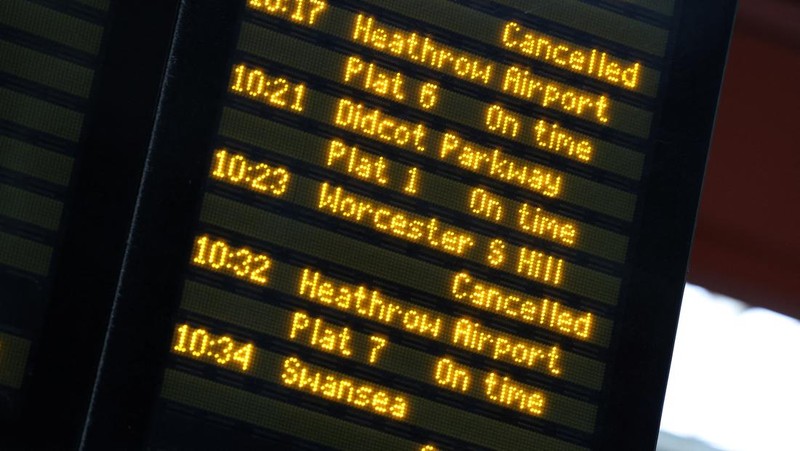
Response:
[0, 0, 109, 415]
[83, 0, 736, 449]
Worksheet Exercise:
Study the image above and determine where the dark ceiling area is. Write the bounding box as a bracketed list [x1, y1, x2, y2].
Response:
[688, 0, 800, 319]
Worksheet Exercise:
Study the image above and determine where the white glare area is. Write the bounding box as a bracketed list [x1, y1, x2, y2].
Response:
[659, 284, 800, 451]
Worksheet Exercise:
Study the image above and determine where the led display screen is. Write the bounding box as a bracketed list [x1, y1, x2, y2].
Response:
[0, 2, 181, 447]
[83, 0, 736, 449]
[0, 0, 109, 414]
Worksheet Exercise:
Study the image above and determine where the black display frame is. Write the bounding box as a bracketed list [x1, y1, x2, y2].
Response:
[0, 1, 181, 448]
[81, 1, 737, 449]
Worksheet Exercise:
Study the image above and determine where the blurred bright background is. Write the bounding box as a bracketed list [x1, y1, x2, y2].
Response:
[656, 285, 800, 451]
